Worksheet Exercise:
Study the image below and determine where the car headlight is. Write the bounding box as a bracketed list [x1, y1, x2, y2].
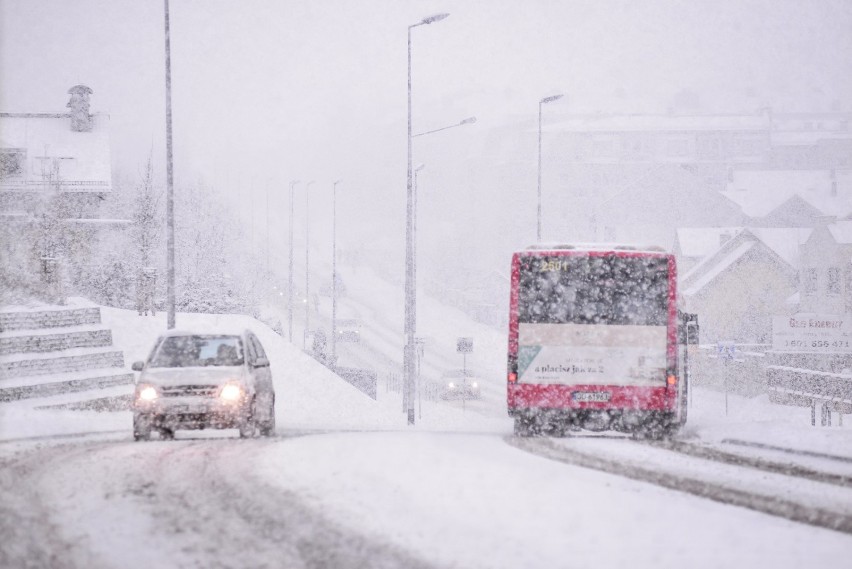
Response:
[219, 383, 244, 402]
[471, 381, 478, 388]
[137, 385, 159, 401]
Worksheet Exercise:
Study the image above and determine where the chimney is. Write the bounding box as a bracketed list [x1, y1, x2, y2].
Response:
[67, 85, 93, 132]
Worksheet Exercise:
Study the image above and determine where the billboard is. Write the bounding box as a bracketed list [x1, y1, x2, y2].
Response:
[772, 314, 852, 353]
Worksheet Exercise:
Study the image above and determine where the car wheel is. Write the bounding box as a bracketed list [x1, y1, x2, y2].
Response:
[158, 427, 175, 441]
[239, 398, 257, 439]
[259, 399, 276, 437]
[133, 414, 152, 441]
[513, 416, 535, 437]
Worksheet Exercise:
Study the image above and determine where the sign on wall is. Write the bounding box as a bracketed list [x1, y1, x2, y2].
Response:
[772, 314, 852, 353]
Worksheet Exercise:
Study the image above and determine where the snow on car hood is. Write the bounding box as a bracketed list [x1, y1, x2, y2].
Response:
[139, 366, 245, 387]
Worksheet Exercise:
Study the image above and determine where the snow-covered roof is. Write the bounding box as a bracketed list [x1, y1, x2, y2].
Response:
[680, 227, 811, 296]
[544, 113, 769, 133]
[682, 241, 755, 297]
[522, 242, 668, 254]
[723, 170, 852, 218]
[771, 130, 852, 146]
[0, 113, 111, 192]
[675, 227, 743, 258]
[747, 228, 813, 267]
[828, 220, 852, 244]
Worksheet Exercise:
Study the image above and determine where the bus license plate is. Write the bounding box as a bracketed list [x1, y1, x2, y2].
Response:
[572, 391, 611, 403]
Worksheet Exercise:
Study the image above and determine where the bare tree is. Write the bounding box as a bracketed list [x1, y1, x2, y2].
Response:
[132, 153, 163, 315]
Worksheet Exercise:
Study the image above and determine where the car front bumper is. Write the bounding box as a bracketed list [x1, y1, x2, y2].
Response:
[133, 396, 250, 430]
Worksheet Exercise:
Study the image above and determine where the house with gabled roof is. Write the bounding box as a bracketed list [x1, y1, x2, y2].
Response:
[798, 219, 852, 315]
[673, 227, 743, 273]
[680, 227, 812, 342]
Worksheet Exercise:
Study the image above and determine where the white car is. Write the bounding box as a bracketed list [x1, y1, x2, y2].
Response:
[131, 330, 276, 440]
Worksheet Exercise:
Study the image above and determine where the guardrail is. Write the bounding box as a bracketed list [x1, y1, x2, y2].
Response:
[767, 365, 852, 426]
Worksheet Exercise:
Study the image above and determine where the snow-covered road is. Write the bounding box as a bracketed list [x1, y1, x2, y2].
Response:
[2, 428, 852, 569]
[1, 432, 436, 569]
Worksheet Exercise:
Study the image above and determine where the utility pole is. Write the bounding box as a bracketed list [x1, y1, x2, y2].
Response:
[304, 181, 314, 349]
[163, 0, 176, 329]
[288, 180, 299, 342]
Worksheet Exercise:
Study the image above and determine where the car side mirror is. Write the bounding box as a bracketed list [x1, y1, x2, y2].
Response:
[253, 357, 269, 368]
[131, 361, 145, 372]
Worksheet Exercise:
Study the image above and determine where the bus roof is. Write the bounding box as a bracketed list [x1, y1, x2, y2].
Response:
[521, 243, 669, 254]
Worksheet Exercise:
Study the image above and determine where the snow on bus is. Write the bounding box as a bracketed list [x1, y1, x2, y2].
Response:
[506, 243, 690, 437]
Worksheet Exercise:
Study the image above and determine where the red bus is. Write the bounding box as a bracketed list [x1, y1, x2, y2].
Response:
[507, 244, 689, 437]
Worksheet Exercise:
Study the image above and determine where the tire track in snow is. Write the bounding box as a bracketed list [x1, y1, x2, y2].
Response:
[2, 434, 442, 569]
[642, 439, 852, 488]
[506, 435, 852, 535]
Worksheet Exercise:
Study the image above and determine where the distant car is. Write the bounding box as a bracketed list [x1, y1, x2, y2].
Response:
[439, 368, 481, 400]
[336, 319, 361, 343]
[131, 330, 275, 441]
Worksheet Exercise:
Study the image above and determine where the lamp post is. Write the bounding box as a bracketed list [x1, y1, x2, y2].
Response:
[406, 12, 450, 426]
[412, 116, 476, 138]
[163, 0, 176, 329]
[304, 180, 315, 349]
[288, 180, 299, 343]
[537, 93, 563, 242]
[265, 181, 270, 275]
[331, 179, 342, 367]
[413, 163, 425, 302]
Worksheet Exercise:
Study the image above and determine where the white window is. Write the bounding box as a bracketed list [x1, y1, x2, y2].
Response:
[805, 268, 818, 294]
[827, 267, 841, 295]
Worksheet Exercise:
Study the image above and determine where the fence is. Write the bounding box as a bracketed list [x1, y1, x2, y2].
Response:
[767, 366, 852, 426]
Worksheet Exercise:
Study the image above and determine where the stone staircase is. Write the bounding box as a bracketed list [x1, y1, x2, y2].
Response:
[0, 305, 133, 402]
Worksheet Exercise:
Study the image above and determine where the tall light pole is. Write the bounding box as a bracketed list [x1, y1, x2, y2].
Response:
[537, 93, 563, 242]
[413, 163, 425, 300]
[406, 12, 449, 425]
[163, 0, 176, 329]
[331, 179, 342, 367]
[265, 180, 270, 275]
[288, 180, 299, 343]
[304, 180, 315, 348]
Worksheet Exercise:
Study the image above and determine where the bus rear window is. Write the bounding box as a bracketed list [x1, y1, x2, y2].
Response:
[517, 255, 669, 326]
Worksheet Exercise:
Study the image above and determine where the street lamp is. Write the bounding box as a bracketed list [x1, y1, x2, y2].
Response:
[265, 180, 270, 275]
[288, 180, 299, 343]
[331, 179, 342, 367]
[412, 116, 476, 138]
[405, 12, 450, 426]
[537, 93, 563, 242]
[413, 163, 425, 299]
[304, 180, 315, 349]
[164, 0, 176, 329]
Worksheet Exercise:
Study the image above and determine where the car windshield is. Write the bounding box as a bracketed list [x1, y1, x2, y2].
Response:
[149, 335, 244, 368]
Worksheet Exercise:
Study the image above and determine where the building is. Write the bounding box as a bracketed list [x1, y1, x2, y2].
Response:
[0, 85, 128, 304]
[679, 227, 811, 342]
[797, 219, 852, 315]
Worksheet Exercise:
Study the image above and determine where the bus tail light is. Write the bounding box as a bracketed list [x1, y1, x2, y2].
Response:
[508, 373, 517, 383]
[666, 374, 677, 385]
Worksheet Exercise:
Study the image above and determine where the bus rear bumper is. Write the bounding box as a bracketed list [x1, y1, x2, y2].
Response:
[508, 384, 680, 435]
[509, 407, 677, 434]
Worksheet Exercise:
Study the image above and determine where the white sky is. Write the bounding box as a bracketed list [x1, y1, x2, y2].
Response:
[2, 0, 851, 256]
